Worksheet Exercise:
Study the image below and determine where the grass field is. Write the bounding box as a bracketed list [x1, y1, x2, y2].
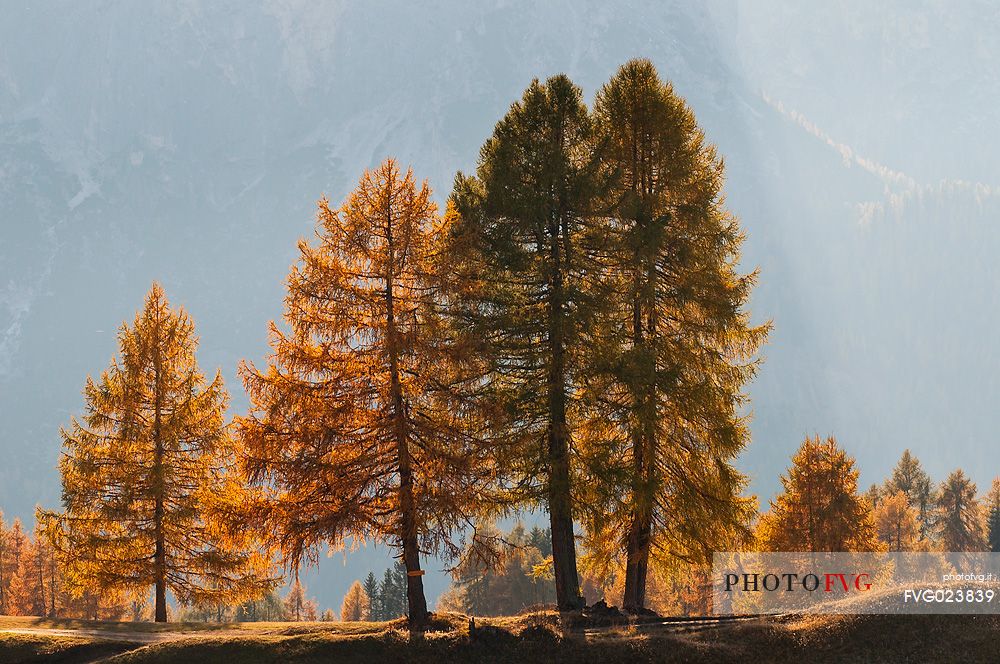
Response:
[3, 611, 1000, 663]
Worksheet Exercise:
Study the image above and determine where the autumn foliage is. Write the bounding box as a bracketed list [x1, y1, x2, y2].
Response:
[341, 580, 369, 622]
[238, 160, 492, 627]
[757, 435, 880, 553]
[42, 284, 275, 622]
[27, 60, 948, 625]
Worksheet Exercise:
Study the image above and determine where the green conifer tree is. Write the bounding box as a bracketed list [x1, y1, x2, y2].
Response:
[883, 450, 935, 541]
[937, 470, 986, 552]
[444, 74, 598, 610]
[580, 59, 766, 612]
[362, 572, 381, 621]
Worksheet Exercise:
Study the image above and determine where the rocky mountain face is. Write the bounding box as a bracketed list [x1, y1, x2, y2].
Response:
[3, 0, 999, 608]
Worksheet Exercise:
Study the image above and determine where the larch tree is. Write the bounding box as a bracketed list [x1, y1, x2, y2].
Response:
[238, 160, 492, 628]
[874, 490, 919, 552]
[341, 580, 369, 621]
[757, 436, 880, 552]
[9, 521, 34, 615]
[936, 469, 986, 552]
[283, 578, 317, 621]
[1, 519, 28, 615]
[883, 450, 935, 541]
[33, 515, 62, 618]
[580, 58, 766, 612]
[14, 528, 60, 618]
[864, 484, 885, 511]
[42, 284, 276, 622]
[440, 522, 556, 617]
[444, 75, 598, 610]
[25, 524, 48, 617]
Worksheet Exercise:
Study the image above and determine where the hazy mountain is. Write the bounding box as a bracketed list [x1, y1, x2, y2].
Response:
[3, 0, 999, 610]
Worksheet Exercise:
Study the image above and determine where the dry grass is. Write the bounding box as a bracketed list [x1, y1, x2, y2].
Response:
[0, 631, 138, 663]
[5, 611, 1000, 663]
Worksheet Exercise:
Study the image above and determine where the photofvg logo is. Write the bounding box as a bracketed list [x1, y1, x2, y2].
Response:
[713, 552, 1000, 615]
[723, 571, 872, 593]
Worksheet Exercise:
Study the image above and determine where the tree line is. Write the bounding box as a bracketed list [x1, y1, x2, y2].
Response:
[349, 438, 1000, 618]
[27, 58, 766, 627]
[0, 510, 328, 621]
[757, 437, 1000, 555]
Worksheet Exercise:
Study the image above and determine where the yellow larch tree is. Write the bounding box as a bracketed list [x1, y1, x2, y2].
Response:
[238, 159, 493, 629]
[874, 490, 919, 552]
[341, 580, 369, 622]
[283, 578, 318, 621]
[0, 518, 28, 615]
[42, 284, 276, 622]
[757, 435, 880, 552]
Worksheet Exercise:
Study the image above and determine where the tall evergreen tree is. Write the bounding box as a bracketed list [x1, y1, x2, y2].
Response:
[376, 563, 408, 619]
[362, 572, 381, 620]
[43, 284, 275, 621]
[234, 590, 288, 622]
[445, 75, 598, 610]
[989, 509, 1000, 553]
[239, 160, 491, 628]
[439, 523, 556, 616]
[883, 450, 935, 541]
[936, 469, 986, 552]
[757, 436, 880, 552]
[581, 58, 765, 612]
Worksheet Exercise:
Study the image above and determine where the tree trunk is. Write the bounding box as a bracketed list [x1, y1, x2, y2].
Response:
[399, 490, 428, 628]
[623, 511, 652, 612]
[384, 214, 429, 629]
[622, 245, 657, 613]
[547, 212, 583, 612]
[38, 558, 44, 617]
[548, 459, 583, 611]
[623, 403, 653, 612]
[48, 556, 56, 618]
[153, 331, 168, 623]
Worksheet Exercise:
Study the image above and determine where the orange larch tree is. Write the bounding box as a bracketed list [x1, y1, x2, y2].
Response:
[757, 435, 880, 552]
[874, 490, 919, 552]
[43, 284, 276, 622]
[238, 159, 492, 628]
